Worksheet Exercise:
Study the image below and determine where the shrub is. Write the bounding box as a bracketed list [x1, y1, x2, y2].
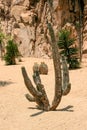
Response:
[0, 32, 5, 44]
[0, 32, 5, 59]
[4, 39, 19, 65]
[57, 29, 80, 69]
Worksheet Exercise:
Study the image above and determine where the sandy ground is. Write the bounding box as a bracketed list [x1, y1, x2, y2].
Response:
[0, 57, 87, 130]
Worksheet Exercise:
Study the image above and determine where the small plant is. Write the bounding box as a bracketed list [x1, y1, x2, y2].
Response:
[0, 32, 5, 59]
[4, 39, 19, 65]
[0, 32, 5, 43]
[57, 29, 80, 69]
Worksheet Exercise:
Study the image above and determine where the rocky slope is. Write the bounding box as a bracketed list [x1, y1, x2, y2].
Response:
[0, 0, 86, 58]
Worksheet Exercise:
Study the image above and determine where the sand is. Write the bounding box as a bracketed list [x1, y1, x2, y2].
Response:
[0, 57, 87, 130]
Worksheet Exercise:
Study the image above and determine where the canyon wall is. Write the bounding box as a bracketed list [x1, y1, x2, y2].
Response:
[0, 0, 86, 58]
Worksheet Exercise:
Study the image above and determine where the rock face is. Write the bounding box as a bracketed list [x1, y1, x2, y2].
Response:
[0, 0, 54, 58]
[0, 0, 86, 57]
[83, 4, 87, 53]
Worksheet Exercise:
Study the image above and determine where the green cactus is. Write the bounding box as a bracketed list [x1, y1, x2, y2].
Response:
[4, 39, 19, 65]
[58, 29, 80, 69]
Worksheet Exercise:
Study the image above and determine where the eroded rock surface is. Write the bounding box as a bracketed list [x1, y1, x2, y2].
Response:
[0, 0, 86, 57]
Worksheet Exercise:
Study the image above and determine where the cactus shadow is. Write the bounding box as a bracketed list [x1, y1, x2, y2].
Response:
[57, 105, 74, 112]
[29, 105, 74, 117]
[30, 110, 45, 117]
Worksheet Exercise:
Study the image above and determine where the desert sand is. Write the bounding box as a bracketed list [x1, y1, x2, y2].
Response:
[0, 57, 87, 130]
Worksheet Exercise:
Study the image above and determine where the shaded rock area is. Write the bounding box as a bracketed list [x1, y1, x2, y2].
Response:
[0, 0, 87, 58]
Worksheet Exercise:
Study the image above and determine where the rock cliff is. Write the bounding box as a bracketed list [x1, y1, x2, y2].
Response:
[0, 0, 86, 58]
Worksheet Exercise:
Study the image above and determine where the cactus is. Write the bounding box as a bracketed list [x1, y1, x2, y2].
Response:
[21, 0, 71, 111]
[39, 62, 48, 75]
